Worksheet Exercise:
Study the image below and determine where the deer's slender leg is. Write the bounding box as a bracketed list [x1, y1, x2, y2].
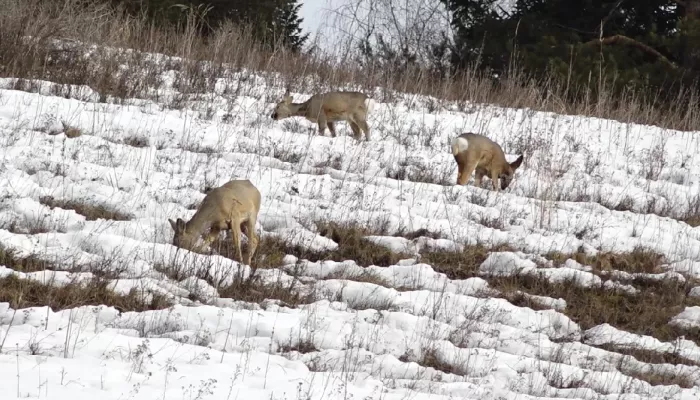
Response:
[349, 121, 362, 141]
[228, 220, 244, 264]
[317, 115, 328, 137]
[455, 152, 478, 186]
[326, 121, 337, 137]
[356, 118, 370, 141]
[475, 167, 487, 188]
[243, 218, 258, 266]
[490, 169, 501, 191]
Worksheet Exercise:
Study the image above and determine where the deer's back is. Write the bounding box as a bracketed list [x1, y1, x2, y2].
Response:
[201, 180, 261, 221]
[308, 91, 368, 118]
[456, 133, 509, 172]
[458, 133, 506, 160]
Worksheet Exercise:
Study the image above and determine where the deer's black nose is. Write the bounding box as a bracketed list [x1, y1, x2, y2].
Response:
[271, 113, 277, 119]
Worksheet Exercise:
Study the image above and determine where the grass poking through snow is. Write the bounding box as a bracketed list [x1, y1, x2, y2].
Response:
[0, 275, 171, 312]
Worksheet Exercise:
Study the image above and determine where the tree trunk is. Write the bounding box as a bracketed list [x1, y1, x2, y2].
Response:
[675, 0, 700, 70]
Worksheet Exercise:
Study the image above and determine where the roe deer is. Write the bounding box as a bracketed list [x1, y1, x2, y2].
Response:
[169, 179, 261, 265]
[271, 90, 373, 141]
[451, 133, 524, 191]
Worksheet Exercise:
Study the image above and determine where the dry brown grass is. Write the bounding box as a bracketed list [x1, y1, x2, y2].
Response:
[217, 278, 314, 308]
[0, 246, 54, 273]
[545, 246, 666, 274]
[210, 221, 411, 269]
[420, 243, 515, 280]
[209, 236, 290, 269]
[0, 0, 698, 132]
[39, 196, 132, 221]
[620, 363, 696, 389]
[0, 274, 170, 312]
[154, 242, 314, 307]
[596, 343, 700, 368]
[682, 216, 700, 227]
[489, 274, 700, 345]
[413, 347, 458, 375]
[123, 135, 149, 148]
[324, 269, 390, 287]
[278, 340, 319, 354]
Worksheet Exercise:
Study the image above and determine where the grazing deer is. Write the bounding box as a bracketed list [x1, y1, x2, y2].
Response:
[451, 133, 524, 191]
[169, 180, 261, 265]
[271, 90, 373, 141]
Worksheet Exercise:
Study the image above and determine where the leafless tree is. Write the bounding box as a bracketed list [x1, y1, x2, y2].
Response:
[317, 0, 454, 74]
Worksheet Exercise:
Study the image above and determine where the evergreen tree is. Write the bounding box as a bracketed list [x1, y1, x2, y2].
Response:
[111, 0, 308, 51]
[198, 0, 308, 51]
[440, 0, 698, 104]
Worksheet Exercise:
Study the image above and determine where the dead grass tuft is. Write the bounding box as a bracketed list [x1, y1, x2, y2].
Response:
[546, 246, 665, 274]
[214, 222, 411, 268]
[596, 343, 700, 368]
[682, 215, 700, 227]
[208, 235, 289, 269]
[396, 228, 442, 240]
[325, 269, 390, 287]
[44, 121, 82, 138]
[310, 222, 409, 266]
[402, 347, 459, 376]
[218, 278, 313, 308]
[279, 340, 318, 354]
[0, 246, 54, 273]
[489, 274, 700, 344]
[499, 290, 556, 311]
[421, 243, 515, 280]
[154, 244, 314, 307]
[62, 122, 82, 138]
[123, 135, 149, 148]
[0, 274, 171, 312]
[40, 196, 132, 221]
[1, 217, 55, 235]
[620, 364, 696, 388]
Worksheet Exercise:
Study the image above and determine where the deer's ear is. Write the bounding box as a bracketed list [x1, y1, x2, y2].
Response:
[176, 218, 186, 230]
[170, 218, 186, 232]
[510, 154, 524, 170]
[283, 94, 293, 104]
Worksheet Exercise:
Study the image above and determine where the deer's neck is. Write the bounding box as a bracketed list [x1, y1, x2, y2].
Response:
[185, 208, 214, 235]
[290, 100, 310, 117]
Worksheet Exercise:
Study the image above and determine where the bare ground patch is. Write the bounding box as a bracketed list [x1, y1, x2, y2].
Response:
[40, 196, 133, 221]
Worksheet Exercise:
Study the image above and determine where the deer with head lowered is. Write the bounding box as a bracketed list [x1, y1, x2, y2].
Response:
[451, 133, 524, 191]
[271, 90, 373, 141]
[168, 179, 261, 265]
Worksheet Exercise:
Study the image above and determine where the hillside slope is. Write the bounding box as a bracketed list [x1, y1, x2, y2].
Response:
[1, 45, 700, 399]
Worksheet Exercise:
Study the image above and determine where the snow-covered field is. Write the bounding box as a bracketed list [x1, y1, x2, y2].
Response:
[1, 45, 700, 399]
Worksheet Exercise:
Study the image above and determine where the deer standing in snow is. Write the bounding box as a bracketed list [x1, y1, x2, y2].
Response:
[169, 180, 261, 265]
[271, 90, 373, 141]
[451, 133, 524, 191]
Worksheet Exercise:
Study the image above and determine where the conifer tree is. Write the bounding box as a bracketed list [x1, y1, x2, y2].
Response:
[440, 0, 697, 104]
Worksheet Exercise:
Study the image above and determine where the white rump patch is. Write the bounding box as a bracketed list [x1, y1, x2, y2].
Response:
[451, 136, 469, 155]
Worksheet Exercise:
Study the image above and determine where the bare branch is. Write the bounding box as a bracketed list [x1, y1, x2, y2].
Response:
[321, 0, 454, 68]
[580, 34, 677, 69]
